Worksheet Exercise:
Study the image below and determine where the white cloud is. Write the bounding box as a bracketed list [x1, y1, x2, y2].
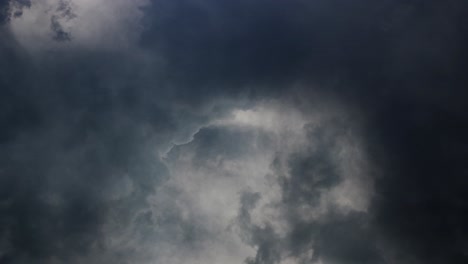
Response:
[8, 0, 149, 52]
[137, 100, 375, 263]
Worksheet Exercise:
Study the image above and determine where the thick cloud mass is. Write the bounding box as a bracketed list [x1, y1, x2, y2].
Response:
[1, 0, 468, 263]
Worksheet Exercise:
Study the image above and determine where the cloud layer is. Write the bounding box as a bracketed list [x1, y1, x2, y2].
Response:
[1, 0, 468, 264]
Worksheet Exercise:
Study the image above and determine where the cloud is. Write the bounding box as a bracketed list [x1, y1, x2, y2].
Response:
[7, 0, 149, 52]
[1, 0, 468, 263]
[159, 102, 375, 264]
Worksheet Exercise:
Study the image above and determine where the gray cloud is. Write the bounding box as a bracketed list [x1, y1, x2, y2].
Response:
[1, 0, 468, 263]
[50, 0, 76, 42]
[0, 0, 30, 24]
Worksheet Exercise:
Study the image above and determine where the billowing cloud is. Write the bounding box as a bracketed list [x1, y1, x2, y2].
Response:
[1, 0, 468, 264]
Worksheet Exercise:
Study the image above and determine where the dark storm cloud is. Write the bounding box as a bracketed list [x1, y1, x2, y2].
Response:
[0, 21, 246, 262]
[140, 0, 392, 98]
[141, 1, 468, 263]
[0, 27, 172, 262]
[1, 0, 468, 263]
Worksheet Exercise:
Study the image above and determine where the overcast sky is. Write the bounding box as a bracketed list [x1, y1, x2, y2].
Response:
[1, 1, 468, 264]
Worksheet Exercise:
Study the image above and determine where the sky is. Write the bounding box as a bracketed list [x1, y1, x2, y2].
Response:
[1, 0, 468, 264]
